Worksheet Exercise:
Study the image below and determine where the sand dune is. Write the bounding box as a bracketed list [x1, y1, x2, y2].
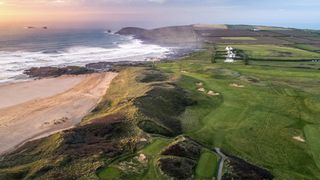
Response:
[0, 72, 117, 155]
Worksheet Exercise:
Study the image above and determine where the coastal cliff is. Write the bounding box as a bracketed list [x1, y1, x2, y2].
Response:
[117, 25, 201, 45]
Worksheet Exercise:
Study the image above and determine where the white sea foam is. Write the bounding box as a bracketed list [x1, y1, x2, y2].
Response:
[0, 39, 171, 83]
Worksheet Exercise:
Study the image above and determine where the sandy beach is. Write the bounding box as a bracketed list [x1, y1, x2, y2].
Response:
[0, 72, 117, 155]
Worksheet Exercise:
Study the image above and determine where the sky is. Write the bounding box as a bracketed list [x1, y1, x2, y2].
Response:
[0, 0, 320, 29]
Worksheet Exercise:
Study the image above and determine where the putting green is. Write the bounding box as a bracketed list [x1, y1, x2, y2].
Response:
[195, 150, 219, 179]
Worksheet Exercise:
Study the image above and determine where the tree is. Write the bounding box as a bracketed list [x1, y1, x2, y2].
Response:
[243, 52, 249, 65]
[238, 49, 249, 65]
[211, 45, 217, 63]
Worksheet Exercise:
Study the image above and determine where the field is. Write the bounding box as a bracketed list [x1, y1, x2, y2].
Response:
[217, 44, 320, 60]
[304, 125, 320, 170]
[292, 44, 320, 52]
[221, 37, 257, 40]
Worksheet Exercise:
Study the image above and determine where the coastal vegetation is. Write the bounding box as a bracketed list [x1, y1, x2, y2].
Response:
[1, 25, 320, 179]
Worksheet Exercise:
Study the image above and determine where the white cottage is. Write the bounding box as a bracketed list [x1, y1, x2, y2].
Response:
[225, 46, 236, 63]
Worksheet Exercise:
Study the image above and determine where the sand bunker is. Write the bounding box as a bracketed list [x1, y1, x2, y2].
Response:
[230, 83, 245, 88]
[293, 136, 305, 143]
[208, 91, 220, 96]
[198, 87, 206, 92]
[0, 72, 117, 155]
[196, 82, 204, 87]
[138, 153, 147, 163]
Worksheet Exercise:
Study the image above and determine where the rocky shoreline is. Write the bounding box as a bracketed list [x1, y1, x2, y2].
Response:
[23, 50, 196, 79]
[21, 26, 203, 79]
[23, 61, 147, 78]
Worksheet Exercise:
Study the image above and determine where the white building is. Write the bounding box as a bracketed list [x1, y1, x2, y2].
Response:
[225, 46, 236, 63]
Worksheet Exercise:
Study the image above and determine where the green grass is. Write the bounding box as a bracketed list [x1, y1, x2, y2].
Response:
[217, 44, 320, 60]
[221, 37, 257, 40]
[82, 67, 152, 123]
[142, 138, 171, 156]
[98, 138, 172, 180]
[140, 138, 172, 180]
[195, 150, 219, 179]
[292, 44, 320, 52]
[98, 167, 122, 180]
[157, 49, 320, 179]
[304, 125, 320, 170]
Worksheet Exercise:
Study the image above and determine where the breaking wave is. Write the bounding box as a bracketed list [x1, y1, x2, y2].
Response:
[0, 39, 171, 83]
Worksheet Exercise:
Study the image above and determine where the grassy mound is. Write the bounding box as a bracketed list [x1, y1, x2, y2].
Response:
[158, 157, 196, 179]
[223, 156, 274, 180]
[161, 137, 201, 160]
[136, 69, 168, 83]
[135, 84, 195, 136]
[156, 137, 203, 179]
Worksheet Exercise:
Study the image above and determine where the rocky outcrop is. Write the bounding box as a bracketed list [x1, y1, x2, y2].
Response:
[116, 27, 146, 37]
[24, 66, 93, 78]
[85, 61, 146, 72]
[24, 61, 152, 79]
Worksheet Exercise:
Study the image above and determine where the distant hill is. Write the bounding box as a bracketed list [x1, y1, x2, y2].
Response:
[117, 24, 319, 45]
[117, 25, 199, 45]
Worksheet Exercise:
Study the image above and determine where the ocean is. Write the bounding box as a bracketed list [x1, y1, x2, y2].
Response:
[0, 28, 172, 83]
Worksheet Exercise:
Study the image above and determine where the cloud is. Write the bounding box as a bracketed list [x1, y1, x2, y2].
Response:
[2, 0, 170, 6]
[148, 0, 166, 3]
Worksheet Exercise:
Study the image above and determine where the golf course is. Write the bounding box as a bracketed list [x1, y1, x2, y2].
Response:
[0, 25, 320, 179]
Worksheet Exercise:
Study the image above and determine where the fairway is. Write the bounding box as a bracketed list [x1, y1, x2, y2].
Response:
[142, 138, 171, 156]
[217, 44, 320, 60]
[304, 125, 320, 170]
[195, 150, 219, 179]
[98, 167, 122, 180]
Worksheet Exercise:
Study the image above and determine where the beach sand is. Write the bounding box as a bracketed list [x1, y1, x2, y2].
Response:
[0, 72, 117, 155]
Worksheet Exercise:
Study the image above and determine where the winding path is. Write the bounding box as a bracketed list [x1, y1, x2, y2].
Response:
[215, 147, 227, 180]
